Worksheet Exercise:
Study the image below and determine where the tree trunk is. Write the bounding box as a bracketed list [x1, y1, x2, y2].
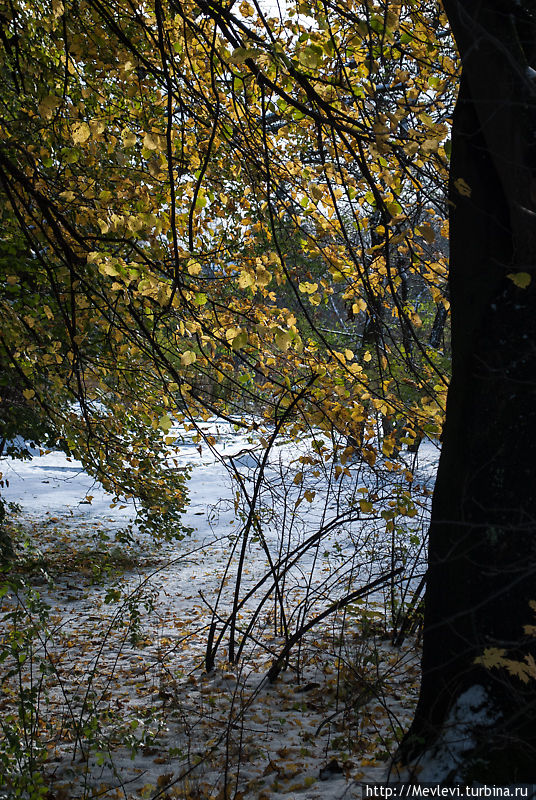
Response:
[396, 1, 536, 783]
[429, 303, 447, 350]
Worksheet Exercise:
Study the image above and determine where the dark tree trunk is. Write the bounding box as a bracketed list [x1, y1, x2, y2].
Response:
[396, 1, 536, 783]
[429, 303, 447, 350]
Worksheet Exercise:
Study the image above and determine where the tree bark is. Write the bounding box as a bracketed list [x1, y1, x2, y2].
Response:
[397, 0, 536, 783]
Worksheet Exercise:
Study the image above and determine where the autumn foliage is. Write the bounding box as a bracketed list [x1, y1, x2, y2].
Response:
[0, 0, 454, 525]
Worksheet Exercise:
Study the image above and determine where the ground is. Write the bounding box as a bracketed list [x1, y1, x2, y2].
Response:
[0, 422, 437, 798]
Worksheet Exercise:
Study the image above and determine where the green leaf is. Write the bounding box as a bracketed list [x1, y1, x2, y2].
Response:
[159, 413, 173, 433]
[299, 45, 322, 70]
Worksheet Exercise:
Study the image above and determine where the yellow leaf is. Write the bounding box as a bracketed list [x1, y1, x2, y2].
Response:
[121, 128, 137, 148]
[180, 350, 196, 366]
[230, 47, 258, 64]
[524, 653, 536, 680]
[504, 659, 531, 684]
[90, 119, 105, 136]
[72, 121, 90, 144]
[418, 224, 435, 244]
[187, 260, 202, 276]
[23, 389, 35, 400]
[474, 647, 507, 669]
[422, 138, 440, 153]
[344, 349, 354, 361]
[362, 447, 376, 467]
[100, 262, 120, 277]
[238, 271, 254, 289]
[256, 267, 272, 288]
[239, 0, 254, 16]
[127, 215, 143, 233]
[143, 132, 161, 150]
[275, 330, 291, 350]
[299, 281, 318, 294]
[454, 177, 471, 197]
[363, 351, 372, 362]
[39, 95, 60, 119]
[159, 414, 172, 433]
[507, 272, 532, 289]
[231, 329, 248, 351]
[359, 499, 373, 513]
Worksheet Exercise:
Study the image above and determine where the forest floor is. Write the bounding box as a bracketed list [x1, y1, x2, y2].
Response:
[0, 423, 438, 799]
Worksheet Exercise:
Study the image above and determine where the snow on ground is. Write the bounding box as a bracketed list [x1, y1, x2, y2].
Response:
[0, 423, 439, 799]
[402, 685, 499, 784]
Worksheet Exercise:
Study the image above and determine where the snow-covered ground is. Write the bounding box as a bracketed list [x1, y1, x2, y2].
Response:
[0, 423, 439, 799]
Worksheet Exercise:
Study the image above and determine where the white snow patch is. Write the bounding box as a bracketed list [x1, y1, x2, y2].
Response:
[409, 685, 499, 783]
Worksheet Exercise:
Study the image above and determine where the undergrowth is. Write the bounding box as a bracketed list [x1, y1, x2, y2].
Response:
[0, 516, 421, 799]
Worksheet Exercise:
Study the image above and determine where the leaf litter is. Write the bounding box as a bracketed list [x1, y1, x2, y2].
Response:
[0, 421, 437, 798]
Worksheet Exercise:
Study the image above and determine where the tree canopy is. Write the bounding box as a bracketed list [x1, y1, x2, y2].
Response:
[1, 0, 453, 536]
